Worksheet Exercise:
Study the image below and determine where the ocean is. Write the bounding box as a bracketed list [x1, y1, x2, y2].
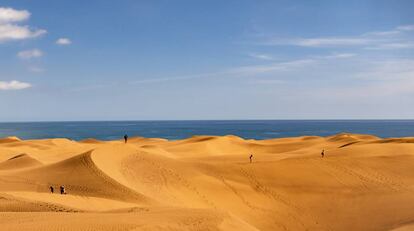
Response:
[0, 120, 413, 141]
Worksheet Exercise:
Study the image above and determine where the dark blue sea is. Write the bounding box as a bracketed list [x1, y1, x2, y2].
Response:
[0, 120, 413, 141]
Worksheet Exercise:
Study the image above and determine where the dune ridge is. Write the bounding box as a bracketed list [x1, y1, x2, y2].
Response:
[0, 134, 414, 230]
[0, 153, 43, 170]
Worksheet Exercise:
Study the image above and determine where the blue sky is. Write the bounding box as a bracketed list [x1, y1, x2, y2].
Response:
[0, 0, 413, 121]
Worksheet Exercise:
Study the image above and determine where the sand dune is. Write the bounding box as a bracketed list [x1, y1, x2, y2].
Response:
[0, 153, 42, 170]
[0, 136, 21, 144]
[0, 134, 414, 230]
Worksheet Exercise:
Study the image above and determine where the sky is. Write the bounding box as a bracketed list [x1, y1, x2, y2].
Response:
[0, 0, 413, 121]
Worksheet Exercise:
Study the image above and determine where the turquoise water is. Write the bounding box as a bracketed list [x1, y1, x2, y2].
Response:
[0, 120, 413, 141]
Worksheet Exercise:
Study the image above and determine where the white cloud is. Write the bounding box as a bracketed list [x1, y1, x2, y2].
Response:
[17, 49, 43, 59]
[0, 24, 46, 42]
[0, 7, 46, 43]
[0, 7, 30, 23]
[56, 37, 71, 45]
[0, 80, 31, 90]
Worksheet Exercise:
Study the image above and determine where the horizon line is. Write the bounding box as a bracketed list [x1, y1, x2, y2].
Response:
[1, 119, 414, 123]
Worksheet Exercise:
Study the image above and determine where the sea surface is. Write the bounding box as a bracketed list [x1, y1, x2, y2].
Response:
[0, 120, 413, 141]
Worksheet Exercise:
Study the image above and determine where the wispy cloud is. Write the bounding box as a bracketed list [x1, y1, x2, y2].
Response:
[132, 58, 319, 84]
[260, 24, 414, 49]
[363, 29, 402, 37]
[77, 53, 356, 90]
[262, 37, 371, 47]
[17, 48, 43, 59]
[353, 59, 414, 81]
[248, 53, 273, 60]
[28, 66, 45, 73]
[252, 79, 285, 84]
[296, 38, 371, 47]
[0, 80, 31, 90]
[56, 37, 72, 45]
[230, 52, 356, 76]
[70, 72, 222, 91]
[229, 59, 316, 75]
[320, 53, 357, 59]
[314, 60, 414, 101]
[68, 83, 111, 92]
[0, 7, 46, 43]
[131, 72, 221, 85]
[396, 25, 414, 31]
[365, 42, 414, 50]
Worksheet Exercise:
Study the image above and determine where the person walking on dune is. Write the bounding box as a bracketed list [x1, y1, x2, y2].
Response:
[50, 186, 54, 193]
[321, 149, 325, 158]
[60, 185, 66, 195]
[124, 134, 128, 143]
[249, 154, 253, 163]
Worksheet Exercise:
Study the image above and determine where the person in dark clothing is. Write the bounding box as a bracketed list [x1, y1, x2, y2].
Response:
[60, 185, 66, 194]
[321, 149, 325, 158]
[124, 134, 128, 143]
[249, 154, 253, 163]
[50, 186, 54, 193]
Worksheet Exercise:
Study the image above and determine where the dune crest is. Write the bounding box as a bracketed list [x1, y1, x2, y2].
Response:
[0, 153, 42, 170]
[0, 136, 21, 144]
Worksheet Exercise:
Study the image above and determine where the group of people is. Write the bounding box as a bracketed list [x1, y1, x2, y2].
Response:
[124, 134, 326, 162]
[50, 185, 66, 194]
[45, 134, 325, 198]
[248, 149, 326, 163]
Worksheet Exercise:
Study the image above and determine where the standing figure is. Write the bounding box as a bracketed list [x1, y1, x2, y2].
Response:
[50, 186, 54, 193]
[321, 149, 325, 158]
[124, 134, 128, 143]
[60, 185, 66, 194]
[249, 154, 253, 163]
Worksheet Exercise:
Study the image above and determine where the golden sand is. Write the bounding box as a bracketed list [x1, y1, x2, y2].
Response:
[0, 133, 413, 230]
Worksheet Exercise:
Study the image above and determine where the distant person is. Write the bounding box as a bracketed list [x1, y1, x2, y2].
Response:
[124, 134, 128, 143]
[249, 154, 253, 163]
[321, 149, 325, 158]
[60, 185, 66, 195]
[50, 186, 54, 193]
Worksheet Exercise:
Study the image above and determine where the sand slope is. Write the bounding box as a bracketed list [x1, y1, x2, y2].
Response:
[0, 134, 414, 230]
[0, 153, 42, 170]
